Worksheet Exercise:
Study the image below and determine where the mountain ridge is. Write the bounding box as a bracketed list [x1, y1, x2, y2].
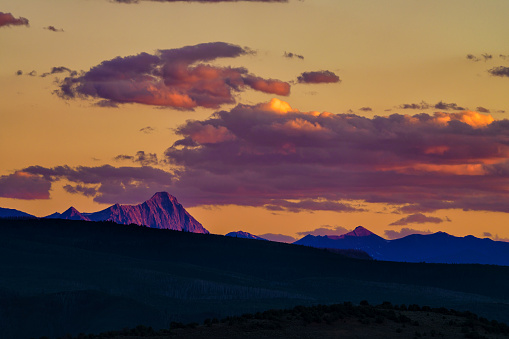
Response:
[46, 192, 209, 234]
[294, 227, 509, 266]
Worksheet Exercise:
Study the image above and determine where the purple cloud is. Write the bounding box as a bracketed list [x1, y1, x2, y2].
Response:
[114, 151, 159, 166]
[40, 66, 76, 78]
[384, 228, 433, 240]
[161, 98, 509, 213]
[389, 213, 445, 226]
[0, 171, 51, 200]
[283, 52, 304, 60]
[63, 184, 97, 197]
[489, 66, 509, 77]
[14, 165, 175, 204]
[0, 12, 29, 28]
[398, 101, 467, 111]
[56, 42, 290, 109]
[297, 70, 340, 84]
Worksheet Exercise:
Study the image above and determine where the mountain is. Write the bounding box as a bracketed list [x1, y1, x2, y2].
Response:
[225, 231, 267, 240]
[294, 226, 387, 258]
[44, 207, 90, 221]
[0, 207, 35, 219]
[85, 192, 208, 233]
[294, 226, 509, 266]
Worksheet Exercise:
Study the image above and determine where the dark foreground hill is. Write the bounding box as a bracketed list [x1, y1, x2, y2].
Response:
[68, 302, 509, 339]
[1, 219, 509, 339]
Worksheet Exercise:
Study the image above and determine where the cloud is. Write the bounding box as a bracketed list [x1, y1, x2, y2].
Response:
[359, 107, 372, 112]
[264, 199, 365, 213]
[466, 53, 493, 62]
[140, 126, 155, 134]
[114, 151, 159, 166]
[95, 100, 119, 108]
[398, 101, 430, 110]
[466, 54, 480, 62]
[15, 70, 22, 76]
[0, 171, 51, 200]
[476, 106, 490, 113]
[283, 51, 304, 60]
[389, 213, 446, 226]
[0, 12, 29, 28]
[398, 101, 466, 111]
[483, 232, 492, 237]
[489, 66, 509, 77]
[63, 184, 97, 197]
[162, 98, 509, 213]
[296, 225, 351, 237]
[257, 233, 297, 243]
[55, 42, 290, 109]
[6, 165, 175, 204]
[40, 66, 76, 78]
[5, 99, 509, 214]
[44, 25, 64, 32]
[384, 228, 433, 240]
[433, 101, 466, 111]
[297, 70, 340, 84]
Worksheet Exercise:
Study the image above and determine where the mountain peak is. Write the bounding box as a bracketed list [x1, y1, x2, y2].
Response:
[225, 231, 267, 241]
[326, 226, 378, 240]
[350, 226, 376, 237]
[64, 206, 79, 214]
[87, 192, 208, 234]
[148, 192, 178, 204]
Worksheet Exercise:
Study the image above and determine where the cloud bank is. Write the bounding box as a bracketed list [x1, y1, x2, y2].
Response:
[56, 42, 290, 109]
[4, 99, 509, 215]
[162, 98, 509, 213]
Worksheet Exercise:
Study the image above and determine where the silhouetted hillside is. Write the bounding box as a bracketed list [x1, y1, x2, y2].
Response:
[1, 219, 509, 338]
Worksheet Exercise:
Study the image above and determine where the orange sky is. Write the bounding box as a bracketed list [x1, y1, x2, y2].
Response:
[1, 0, 509, 241]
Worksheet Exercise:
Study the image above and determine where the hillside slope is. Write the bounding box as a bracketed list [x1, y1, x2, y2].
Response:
[0, 219, 508, 339]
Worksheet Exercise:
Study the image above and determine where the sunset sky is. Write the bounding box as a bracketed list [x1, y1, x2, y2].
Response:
[2, 0, 509, 242]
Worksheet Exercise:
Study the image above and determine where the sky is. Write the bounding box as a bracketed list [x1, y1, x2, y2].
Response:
[2, 0, 509, 242]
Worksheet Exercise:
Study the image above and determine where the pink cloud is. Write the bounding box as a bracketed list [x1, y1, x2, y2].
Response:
[0, 12, 29, 28]
[0, 171, 50, 199]
[56, 42, 290, 109]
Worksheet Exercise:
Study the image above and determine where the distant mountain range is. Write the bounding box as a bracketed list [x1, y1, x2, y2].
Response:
[294, 226, 509, 266]
[0, 207, 35, 219]
[3, 197, 509, 265]
[2, 192, 208, 234]
[225, 231, 268, 240]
